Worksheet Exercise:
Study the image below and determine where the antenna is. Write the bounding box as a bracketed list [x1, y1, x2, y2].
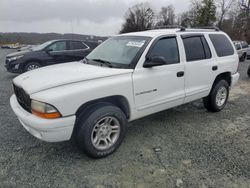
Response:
[70, 19, 74, 40]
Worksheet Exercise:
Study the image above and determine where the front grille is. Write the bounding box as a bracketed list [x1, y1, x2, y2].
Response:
[13, 84, 31, 113]
[5, 59, 9, 65]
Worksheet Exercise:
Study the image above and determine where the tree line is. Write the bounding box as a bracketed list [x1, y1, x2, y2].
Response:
[120, 0, 250, 43]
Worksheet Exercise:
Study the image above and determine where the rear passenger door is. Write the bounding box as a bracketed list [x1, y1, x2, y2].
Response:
[182, 34, 218, 103]
[66, 41, 90, 61]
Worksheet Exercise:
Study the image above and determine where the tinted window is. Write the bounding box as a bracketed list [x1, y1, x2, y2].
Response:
[183, 36, 211, 61]
[201, 37, 212, 59]
[209, 34, 234, 57]
[149, 37, 179, 64]
[235, 43, 241, 50]
[47, 41, 67, 51]
[69, 41, 88, 50]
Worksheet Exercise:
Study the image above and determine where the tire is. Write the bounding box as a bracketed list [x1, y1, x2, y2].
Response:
[75, 103, 127, 158]
[24, 62, 41, 72]
[240, 53, 246, 62]
[248, 66, 250, 77]
[203, 80, 229, 112]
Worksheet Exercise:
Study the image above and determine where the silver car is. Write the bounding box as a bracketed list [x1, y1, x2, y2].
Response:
[233, 41, 249, 62]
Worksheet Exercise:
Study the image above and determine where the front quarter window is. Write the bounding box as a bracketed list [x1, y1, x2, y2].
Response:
[87, 36, 151, 68]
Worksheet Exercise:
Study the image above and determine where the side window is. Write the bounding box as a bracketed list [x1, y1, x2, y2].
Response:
[69, 41, 88, 50]
[149, 37, 179, 64]
[209, 34, 234, 57]
[235, 44, 241, 50]
[201, 37, 212, 59]
[182, 36, 211, 62]
[47, 41, 67, 51]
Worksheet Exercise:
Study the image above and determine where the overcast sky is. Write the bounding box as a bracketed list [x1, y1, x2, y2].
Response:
[0, 0, 190, 36]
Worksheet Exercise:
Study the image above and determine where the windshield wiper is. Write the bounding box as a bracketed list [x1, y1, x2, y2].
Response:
[81, 57, 89, 64]
[91, 58, 113, 68]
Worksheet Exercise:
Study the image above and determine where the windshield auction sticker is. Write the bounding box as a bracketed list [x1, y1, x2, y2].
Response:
[126, 40, 145, 48]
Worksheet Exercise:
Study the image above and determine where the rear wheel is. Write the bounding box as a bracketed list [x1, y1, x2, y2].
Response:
[75, 103, 127, 158]
[203, 80, 229, 112]
[24, 62, 41, 72]
[240, 53, 246, 62]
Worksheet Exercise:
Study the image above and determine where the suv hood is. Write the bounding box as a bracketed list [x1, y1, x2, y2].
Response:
[13, 62, 133, 94]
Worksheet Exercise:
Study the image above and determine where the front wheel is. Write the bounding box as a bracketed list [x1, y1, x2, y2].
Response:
[203, 80, 229, 112]
[75, 104, 127, 158]
[24, 62, 41, 72]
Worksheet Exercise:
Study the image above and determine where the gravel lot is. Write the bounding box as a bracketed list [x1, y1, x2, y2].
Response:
[0, 49, 250, 188]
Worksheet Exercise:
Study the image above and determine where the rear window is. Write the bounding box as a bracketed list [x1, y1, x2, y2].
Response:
[69, 41, 88, 50]
[241, 41, 249, 49]
[209, 34, 234, 57]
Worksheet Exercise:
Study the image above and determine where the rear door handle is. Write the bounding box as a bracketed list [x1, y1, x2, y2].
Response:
[177, 71, 184, 77]
[212, 66, 218, 71]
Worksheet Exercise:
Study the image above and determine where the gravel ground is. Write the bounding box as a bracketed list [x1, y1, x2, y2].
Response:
[0, 49, 250, 188]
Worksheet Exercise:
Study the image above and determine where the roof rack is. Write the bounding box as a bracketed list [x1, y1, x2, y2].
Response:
[150, 25, 186, 31]
[187, 26, 220, 31]
[148, 25, 220, 32]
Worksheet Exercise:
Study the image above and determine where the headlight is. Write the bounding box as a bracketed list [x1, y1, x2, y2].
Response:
[8, 55, 24, 62]
[31, 100, 61, 119]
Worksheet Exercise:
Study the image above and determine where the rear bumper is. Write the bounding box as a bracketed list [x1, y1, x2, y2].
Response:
[231, 72, 240, 87]
[10, 95, 76, 142]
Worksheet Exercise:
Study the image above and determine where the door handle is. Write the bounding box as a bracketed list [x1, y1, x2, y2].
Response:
[177, 71, 184, 77]
[212, 66, 218, 71]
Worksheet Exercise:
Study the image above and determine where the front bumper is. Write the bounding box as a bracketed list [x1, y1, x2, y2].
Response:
[231, 72, 240, 87]
[10, 95, 76, 142]
[5, 59, 23, 73]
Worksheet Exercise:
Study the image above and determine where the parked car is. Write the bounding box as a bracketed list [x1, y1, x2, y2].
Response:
[233, 41, 249, 62]
[247, 45, 250, 59]
[5, 39, 98, 73]
[10, 28, 239, 158]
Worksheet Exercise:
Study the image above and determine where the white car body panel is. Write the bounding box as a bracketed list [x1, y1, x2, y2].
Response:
[10, 29, 240, 142]
[14, 62, 133, 94]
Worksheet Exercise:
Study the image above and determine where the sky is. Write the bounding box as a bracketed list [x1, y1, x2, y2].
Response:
[0, 0, 191, 36]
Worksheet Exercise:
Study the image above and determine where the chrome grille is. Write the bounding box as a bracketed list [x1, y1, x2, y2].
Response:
[13, 84, 31, 112]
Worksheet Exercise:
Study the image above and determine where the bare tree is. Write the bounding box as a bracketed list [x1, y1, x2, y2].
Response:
[155, 5, 176, 27]
[240, 0, 250, 10]
[216, 0, 234, 28]
[120, 3, 155, 34]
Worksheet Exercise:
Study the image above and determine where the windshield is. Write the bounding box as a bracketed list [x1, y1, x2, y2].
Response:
[32, 40, 55, 51]
[87, 36, 151, 68]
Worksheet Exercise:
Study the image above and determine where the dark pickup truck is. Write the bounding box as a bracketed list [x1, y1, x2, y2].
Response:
[5, 39, 99, 73]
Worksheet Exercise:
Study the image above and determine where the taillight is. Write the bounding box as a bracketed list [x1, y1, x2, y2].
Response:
[236, 59, 240, 73]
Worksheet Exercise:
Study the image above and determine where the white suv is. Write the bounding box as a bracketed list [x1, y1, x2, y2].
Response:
[10, 28, 240, 158]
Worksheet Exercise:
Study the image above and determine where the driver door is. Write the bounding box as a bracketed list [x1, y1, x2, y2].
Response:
[133, 36, 185, 112]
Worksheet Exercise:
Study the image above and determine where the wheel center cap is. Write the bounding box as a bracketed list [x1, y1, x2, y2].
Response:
[100, 125, 110, 136]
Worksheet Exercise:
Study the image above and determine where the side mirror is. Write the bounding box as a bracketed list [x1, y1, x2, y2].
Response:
[45, 48, 53, 54]
[143, 56, 166, 68]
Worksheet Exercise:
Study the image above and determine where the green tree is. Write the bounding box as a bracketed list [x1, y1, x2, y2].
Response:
[196, 0, 217, 26]
[179, 0, 216, 27]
